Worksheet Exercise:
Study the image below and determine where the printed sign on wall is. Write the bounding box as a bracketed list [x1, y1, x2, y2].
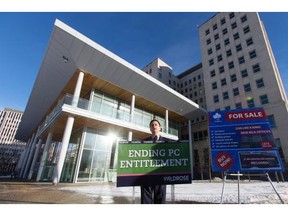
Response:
[117, 141, 191, 187]
[208, 108, 284, 172]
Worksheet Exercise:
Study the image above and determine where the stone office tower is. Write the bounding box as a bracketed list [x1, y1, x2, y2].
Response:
[198, 12, 288, 164]
[145, 13, 288, 178]
[0, 108, 23, 144]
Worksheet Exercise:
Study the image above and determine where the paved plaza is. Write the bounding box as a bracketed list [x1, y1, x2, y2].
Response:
[0, 178, 288, 204]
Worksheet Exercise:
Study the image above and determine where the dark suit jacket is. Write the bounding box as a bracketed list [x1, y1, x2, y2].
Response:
[143, 135, 170, 142]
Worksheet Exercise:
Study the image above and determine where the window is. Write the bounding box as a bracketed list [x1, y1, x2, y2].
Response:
[235, 102, 242, 109]
[252, 63, 261, 73]
[208, 48, 213, 55]
[210, 70, 216, 77]
[231, 74, 237, 82]
[233, 32, 240, 40]
[216, 43, 221, 50]
[221, 78, 227, 86]
[219, 66, 225, 73]
[158, 72, 162, 79]
[217, 54, 223, 62]
[214, 33, 219, 40]
[246, 37, 253, 46]
[231, 22, 237, 29]
[243, 26, 250, 34]
[256, 78, 265, 88]
[209, 59, 214, 66]
[212, 82, 217, 90]
[247, 98, 255, 108]
[238, 56, 245, 64]
[213, 24, 218, 30]
[225, 106, 231, 110]
[236, 44, 242, 52]
[249, 50, 257, 59]
[233, 88, 240, 96]
[221, 18, 226, 25]
[229, 12, 235, 19]
[228, 61, 234, 69]
[213, 95, 219, 103]
[267, 115, 276, 128]
[226, 49, 232, 57]
[205, 29, 210, 35]
[206, 38, 211, 45]
[223, 91, 229, 100]
[241, 15, 247, 23]
[222, 28, 228, 35]
[241, 69, 248, 78]
[260, 94, 269, 105]
[244, 83, 251, 92]
[224, 38, 230, 46]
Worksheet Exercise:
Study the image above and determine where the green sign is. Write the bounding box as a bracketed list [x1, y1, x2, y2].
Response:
[117, 141, 192, 187]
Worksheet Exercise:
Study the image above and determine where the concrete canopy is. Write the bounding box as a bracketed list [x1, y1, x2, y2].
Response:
[16, 19, 206, 141]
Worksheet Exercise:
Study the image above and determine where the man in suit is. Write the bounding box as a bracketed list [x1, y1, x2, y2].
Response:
[141, 119, 168, 204]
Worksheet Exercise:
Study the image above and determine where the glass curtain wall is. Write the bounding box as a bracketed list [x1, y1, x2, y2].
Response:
[77, 128, 114, 182]
[60, 129, 82, 182]
[40, 129, 82, 182]
[90, 90, 131, 122]
[89, 90, 179, 136]
[40, 141, 61, 181]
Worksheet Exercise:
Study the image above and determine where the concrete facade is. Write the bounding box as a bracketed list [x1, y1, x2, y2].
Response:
[198, 12, 288, 163]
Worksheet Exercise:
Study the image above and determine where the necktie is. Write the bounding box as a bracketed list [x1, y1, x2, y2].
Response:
[153, 136, 158, 142]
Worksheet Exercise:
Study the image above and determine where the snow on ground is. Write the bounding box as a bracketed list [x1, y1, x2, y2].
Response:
[61, 179, 288, 204]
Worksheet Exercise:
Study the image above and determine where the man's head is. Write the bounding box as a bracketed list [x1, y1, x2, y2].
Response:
[149, 119, 161, 136]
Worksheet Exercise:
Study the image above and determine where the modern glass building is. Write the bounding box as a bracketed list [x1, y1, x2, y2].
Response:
[15, 19, 206, 184]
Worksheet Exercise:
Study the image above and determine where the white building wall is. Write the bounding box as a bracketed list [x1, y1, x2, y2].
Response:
[0, 108, 23, 144]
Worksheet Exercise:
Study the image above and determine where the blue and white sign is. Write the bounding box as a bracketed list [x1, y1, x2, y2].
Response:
[208, 108, 284, 172]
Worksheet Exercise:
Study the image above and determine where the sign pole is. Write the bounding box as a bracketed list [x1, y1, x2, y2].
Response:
[220, 171, 227, 204]
[171, 184, 175, 204]
[265, 172, 284, 204]
[237, 171, 240, 204]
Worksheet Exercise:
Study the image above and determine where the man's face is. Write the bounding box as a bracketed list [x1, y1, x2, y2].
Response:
[150, 120, 161, 135]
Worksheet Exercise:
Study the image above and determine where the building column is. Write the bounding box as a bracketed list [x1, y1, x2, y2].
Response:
[19, 136, 33, 178]
[128, 131, 133, 142]
[130, 95, 135, 123]
[52, 71, 84, 184]
[22, 134, 38, 179]
[165, 110, 169, 133]
[73, 127, 87, 183]
[28, 138, 43, 179]
[72, 71, 84, 106]
[128, 94, 135, 142]
[188, 120, 193, 180]
[88, 88, 95, 111]
[36, 132, 53, 181]
[53, 116, 75, 184]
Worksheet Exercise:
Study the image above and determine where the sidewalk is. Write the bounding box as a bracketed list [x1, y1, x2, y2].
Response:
[0, 178, 288, 204]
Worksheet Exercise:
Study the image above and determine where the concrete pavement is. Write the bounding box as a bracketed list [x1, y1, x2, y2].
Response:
[1, 178, 288, 204]
[0, 179, 204, 204]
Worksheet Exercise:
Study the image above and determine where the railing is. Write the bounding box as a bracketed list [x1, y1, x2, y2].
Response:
[38, 94, 179, 137]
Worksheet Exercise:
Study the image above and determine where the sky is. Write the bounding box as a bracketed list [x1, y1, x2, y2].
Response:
[1, 2, 288, 112]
